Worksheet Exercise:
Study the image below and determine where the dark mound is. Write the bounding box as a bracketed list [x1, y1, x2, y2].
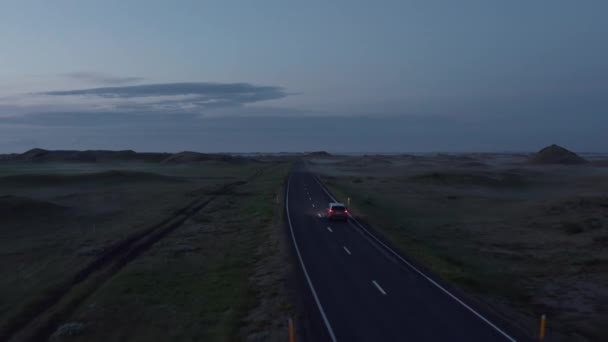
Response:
[409, 171, 526, 187]
[528, 145, 588, 165]
[458, 161, 488, 168]
[306, 151, 332, 157]
[3, 148, 169, 163]
[0, 170, 177, 187]
[0, 195, 68, 220]
[162, 151, 240, 163]
[362, 155, 392, 164]
[435, 153, 477, 162]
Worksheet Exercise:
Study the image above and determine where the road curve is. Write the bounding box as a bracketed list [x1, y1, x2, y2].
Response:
[286, 163, 525, 342]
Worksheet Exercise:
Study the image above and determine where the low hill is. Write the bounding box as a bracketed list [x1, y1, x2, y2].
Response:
[0, 148, 248, 164]
[1, 148, 170, 163]
[306, 151, 332, 157]
[528, 145, 588, 165]
[162, 151, 240, 163]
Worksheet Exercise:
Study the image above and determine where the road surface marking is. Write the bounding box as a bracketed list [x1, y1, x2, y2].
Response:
[312, 204, 315, 208]
[309, 197, 312, 200]
[327, 226, 333, 232]
[312, 175, 517, 342]
[343, 246, 351, 255]
[372, 280, 387, 295]
[317, 213, 322, 218]
[286, 177, 337, 342]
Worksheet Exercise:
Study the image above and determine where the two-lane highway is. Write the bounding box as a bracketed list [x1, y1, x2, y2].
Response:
[286, 164, 521, 341]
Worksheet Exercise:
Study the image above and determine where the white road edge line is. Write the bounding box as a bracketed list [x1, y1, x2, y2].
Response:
[286, 177, 338, 342]
[312, 175, 517, 342]
[343, 246, 351, 255]
[327, 226, 333, 232]
[372, 280, 387, 295]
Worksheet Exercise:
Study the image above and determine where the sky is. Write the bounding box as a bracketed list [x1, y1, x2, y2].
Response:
[0, 0, 606, 153]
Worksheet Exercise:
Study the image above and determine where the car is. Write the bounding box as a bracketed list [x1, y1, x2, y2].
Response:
[328, 202, 348, 221]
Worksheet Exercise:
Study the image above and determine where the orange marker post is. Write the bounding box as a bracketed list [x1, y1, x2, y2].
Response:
[288, 317, 295, 342]
[539, 314, 546, 340]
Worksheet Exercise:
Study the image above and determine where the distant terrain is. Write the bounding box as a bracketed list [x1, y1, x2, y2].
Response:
[0, 148, 249, 164]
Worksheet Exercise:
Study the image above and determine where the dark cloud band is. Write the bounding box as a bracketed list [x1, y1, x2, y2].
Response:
[63, 72, 145, 85]
[33, 82, 288, 112]
[41, 82, 286, 100]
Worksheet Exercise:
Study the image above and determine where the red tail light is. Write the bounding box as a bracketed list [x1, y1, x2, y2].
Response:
[344, 209, 348, 213]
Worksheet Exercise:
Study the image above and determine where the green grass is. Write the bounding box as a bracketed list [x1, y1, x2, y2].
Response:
[0, 161, 261, 178]
[321, 176, 532, 304]
[50, 163, 292, 342]
[0, 160, 276, 340]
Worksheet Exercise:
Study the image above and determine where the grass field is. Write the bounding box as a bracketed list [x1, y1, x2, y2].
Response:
[0, 160, 294, 341]
[308, 154, 608, 341]
[5, 152, 606, 341]
[47, 163, 292, 342]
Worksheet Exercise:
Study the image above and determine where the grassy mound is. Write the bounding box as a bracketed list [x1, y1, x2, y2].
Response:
[4, 148, 170, 163]
[528, 144, 587, 165]
[162, 151, 240, 163]
[306, 151, 332, 157]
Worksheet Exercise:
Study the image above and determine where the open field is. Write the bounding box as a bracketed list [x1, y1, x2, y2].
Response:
[0, 157, 294, 341]
[4, 148, 607, 341]
[308, 153, 608, 341]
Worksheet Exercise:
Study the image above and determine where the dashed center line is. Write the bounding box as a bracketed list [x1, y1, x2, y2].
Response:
[372, 280, 387, 295]
[312, 204, 315, 208]
[327, 227, 333, 232]
[317, 213, 322, 218]
[343, 246, 351, 255]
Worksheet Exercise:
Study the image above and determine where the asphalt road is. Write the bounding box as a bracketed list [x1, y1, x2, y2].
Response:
[286, 164, 524, 342]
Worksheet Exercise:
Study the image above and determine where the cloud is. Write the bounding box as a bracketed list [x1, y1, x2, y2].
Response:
[0, 82, 288, 115]
[40, 82, 286, 101]
[63, 72, 145, 85]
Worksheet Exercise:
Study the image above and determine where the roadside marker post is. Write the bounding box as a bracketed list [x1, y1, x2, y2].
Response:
[347, 197, 351, 207]
[288, 317, 295, 342]
[539, 314, 546, 340]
